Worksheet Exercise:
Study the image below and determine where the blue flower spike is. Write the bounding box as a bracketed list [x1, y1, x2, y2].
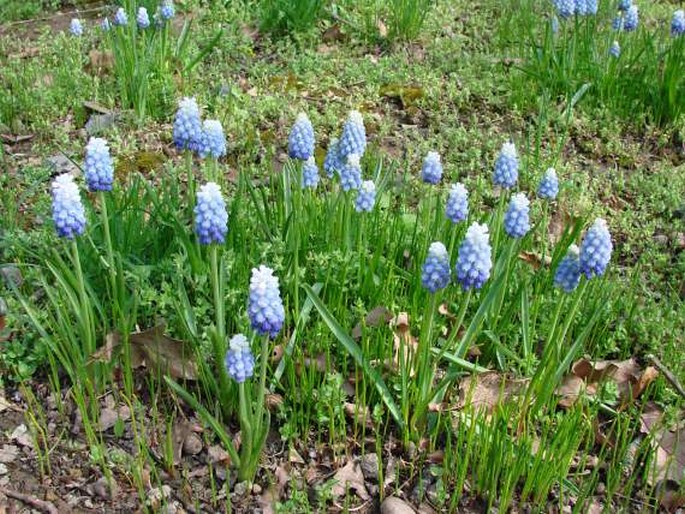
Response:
[338, 110, 366, 163]
[554, 244, 581, 293]
[421, 242, 451, 293]
[51, 174, 86, 240]
[70, 19, 83, 36]
[672, 10, 685, 37]
[288, 112, 315, 160]
[421, 151, 443, 185]
[173, 97, 203, 152]
[623, 5, 638, 31]
[456, 222, 492, 291]
[504, 193, 531, 239]
[114, 7, 128, 26]
[248, 265, 286, 339]
[137, 7, 150, 28]
[446, 183, 469, 223]
[84, 137, 114, 192]
[537, 168, 559, 200]
[340, 154, 363, 192]
[579, 218, 612, 278]
[302, 157, 320, 189]
[493, 141, 519, 189]
[324, 138, 342, 178]
[354, 180, 376, 212]
[199, 120, 227, 159]
[609, 41, 621, 58]
[194, 182, 228, 245]
[224, 334, 255, 383]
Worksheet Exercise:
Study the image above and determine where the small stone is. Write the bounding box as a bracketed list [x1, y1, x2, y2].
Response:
[381, 496, 416, 514]
[360, 453, 379, 482]
[0, 266, 23, 287]
[85, 113, 119, 136]
[252, 484, 262, 494]
[653, 234, 669, 246]
[233, 481, 249, 496]
[183, 433, 203, 456]
[147, 485, 172, 508]
[45, 154, 80, 178]
[0, 463, 8, 475]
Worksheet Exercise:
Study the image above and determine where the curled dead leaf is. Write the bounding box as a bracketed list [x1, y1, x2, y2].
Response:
[457, 372, 527, 411]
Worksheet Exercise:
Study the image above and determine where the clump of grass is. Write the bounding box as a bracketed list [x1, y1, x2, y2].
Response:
[257, 0, 325, 36]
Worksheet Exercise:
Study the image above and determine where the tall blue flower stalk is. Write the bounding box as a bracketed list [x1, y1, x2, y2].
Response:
[288, 112, 315, 160]
[136, 7, 150, 29]
[493, 142, 519, 189]
[455, 222, 492, 291]
[421, 242, 451, 293]
[301, 157, 320, 189]
[537, 168, 559, 200]
[51, 174, 86, 240]
[340, 154, 363, 192]
[354, 180, 376, 212]
[672, 10, 685, 37]
[338, 110, 366, 163]
[503, 193, 531, 239]
[324, 138, 342, 178]
[421, 151, 443, 185]
[70, 19, 83, 36]
[225, 334, 255, 384]
[579, 218, 613, 278]
[554, 245, 581, 293]
[84, 137, 114, 192]
[446, 183, 469, 224]
[198, 119, 227, 180]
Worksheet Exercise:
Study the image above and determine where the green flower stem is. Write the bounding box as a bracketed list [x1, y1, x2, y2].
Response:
[98, 192, 120, 324]
[210, 245, 230, 405]
[238, 381, 254, 482]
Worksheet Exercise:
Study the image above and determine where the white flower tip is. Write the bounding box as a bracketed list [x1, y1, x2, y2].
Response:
[346, 154, 361, 167]
[467, 222, 490, 240]
[501, 142, 517, 156]
[429, 241, 448, 257]
[451, 182, 468, 196]
[360, 180, 375, 192]
[426, 151, 441, 162]
[568, 244, 580, 256]
[296, 112, 310, 123]
[511, 192, 530, 208]
[348, 110, 364, 125]
[229, 334, 249, 352]
[203, 119, 223, 132]
[305, 156, 316, 165]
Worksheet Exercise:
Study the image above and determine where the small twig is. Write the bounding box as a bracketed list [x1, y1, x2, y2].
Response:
[648, 354, 685, 400]
[0, 488, 59, 514]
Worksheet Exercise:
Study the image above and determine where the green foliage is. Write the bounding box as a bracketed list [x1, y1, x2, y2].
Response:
[387, 0, 433, 41]
[257, 0, 325, 36]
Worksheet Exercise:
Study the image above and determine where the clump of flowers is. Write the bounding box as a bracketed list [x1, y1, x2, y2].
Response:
[288, 113, 315, 160]
[554, 0, 597, 18]
[504, 193, 531, 239]
[554, 245, 581, 293]
[301, 157, 320, 189]
[70, 19, 83, 36]
[340, 154, 363, 192]
[493, 142, 519, 189]
[609, 41, 621, 58]
[224, 334, 255, 383]
[338, 110, 366, 163]
[137, 7, 150, 29]
[623, 5, 638, 31]
[446, 183, 469, 223]
[421, 151, 443, 185]
[84, 137, 114, 192]
[672, 10, 685, 37]
[194, 182, 228, 245]
[421, 242, 451, 293]
[537, 168, 559, 200]
[198, 120, 227, 159]
[114, 7, 128, 26]
[579, 218, 612, 278]
[324, 138, 342, 178]
[354, 180, 376, 212]
[51, 174, 86, 240]
[455, 222, 492, 290]
[173, 97, 203, 152]
[248, 265, 285, 339]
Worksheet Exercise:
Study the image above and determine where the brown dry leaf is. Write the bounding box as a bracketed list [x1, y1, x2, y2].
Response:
[518, 251, 551, 270]
[322, 24, 345, 43]
[556, 375, 585, 408]
[266, 393, 284, 411]
[457, 372, 527, 411]
[377, 19, 388, 38]
[548, 209, 574, 245]
[207, 445, 230, 465]
[302, 353, 327, 373]
[99, 405, 130, 432]
[352, 305, 393, 339]
[258, 465, 289, 514]
[330, 460, 370, 501]
[0, 444, 19, 464]
[380, 83, 424, 109]
[88, 50, 114, 73]
[344, 402, 374, 429]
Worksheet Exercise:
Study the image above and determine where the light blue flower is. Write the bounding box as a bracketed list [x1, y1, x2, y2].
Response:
[493, 141, 519, 189]
[339, 154, 362, 192]
[504, 193, 531, 239]
[554, 245, 581, 293]
[194, 182, 228, 245]
[101, 18, 111, 31]
[354, 180, 376, 212]
[84, 137, 114, 192]
[579, 218, 612, 278]
[609, 41, 621, 57]
[421, 151, 443, 185]
[302, 157, 320, 189]
[456, 222, 492, 291]
[160, 0, 175, 20]
[537, 168, 559, 200]
[51, 174, 86, 239]
[288, 112, 315, 160]
[338, 110, 366, 163]
[623, 5, 638, 31]
[612, 14, 624, 30]
[672, 10, 685, 36]
[114, 7, 128, 26]
[198, 120, 227, 159]
[555, 0, 575, 19]
[70, 18, 83, 36]
[618, 0, 631, 11]
[173, 97, 203, 152]
[224, 334, 255, 383]
[421, 242, 451, 293]
[324, 138, 342, 178]
[585, 0, 598, 15]
[248, 265, 285, 339]
[137, 7, 150, 28]
[446, 183, 468, 223]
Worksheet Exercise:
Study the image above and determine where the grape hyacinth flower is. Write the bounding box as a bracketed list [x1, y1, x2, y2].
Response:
[224, 334, 255, 383]
[354, 180, 376, 212]
[609, 41, 621, 58]
[338, 110, 366, 162]
[340, 154, 363, 192]
[455, 222, 492, 291]
[421, 151, 443, 185]
[84, 137, 114, 192]
[555, 0, 575, 19]
[248, 265, 285, 339]
[421, 242, 451, 293]
[160, 0, 175, 20]
[51, 174, 86, 240]
[114, 7, 128, 26]
[618, 0, 631, 11]
[554, 245, 581, 293]
[324, 138, 341, 178]
[446, 183, 469, 223]
[288, 112, 315, 160]
[301, 157, 320, 189]
[493, 142, 519, 189]
[101, 18, 111, 31]
[623, 5, 638, 31]
[504, 193, 531, 239]
[137, 7, 150, 28]
[70, 19, 83, 36]
[198, 120, 227, 159]
[575, 0, 589, 15]
[579, 218, 612, 278]
[585, 0, 598, 15]
[537, 168, 559, 200]
[612, 15, 624, 31]
[194, 182, 228, 245]
[173, 97, 202, 152]
[672, 10, 685, 37]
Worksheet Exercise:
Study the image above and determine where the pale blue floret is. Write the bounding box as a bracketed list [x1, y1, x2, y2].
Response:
[288, 112, 315, 160]
[194, 182, 228, 245]
[339, 154, 363, 192]
[160, 0, 175, 20]
[338, 110, 366, 163]
[70, 19, 83, 36]
[493, 142, 519, 189]
[301, 157, 320, 189]
[198, 120, 227, 159]
[224, 334, 255, 383]
[324, 138, 342, 178]
[618, 0, 631, 11]
[101, 18, 111, 31]
[612, 15, 624, 31]
[173, 97, 203, 152]
[555, 0, 575, 19]
[421, 242, 451, 293]
[554, 245, 581, 293]
[137, 7, 150, 28]
[51, 174, 86, 240]
[456, 222, 492, 291]
[623, 5, 638, 31]
[504, 193, 531, 239]
[609, 41, 621, 58]
[579, 218, 613, 278]
[354, 180, 376, 212]
[84, 137, 114, 192]
[248, 265, 285, 339]
[446, 183, 469, 223]
[537, 168, 559, 200]
[672, 10, 685, 37]
[421, 151, 443, 185]
[114, 7, 128, 26]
